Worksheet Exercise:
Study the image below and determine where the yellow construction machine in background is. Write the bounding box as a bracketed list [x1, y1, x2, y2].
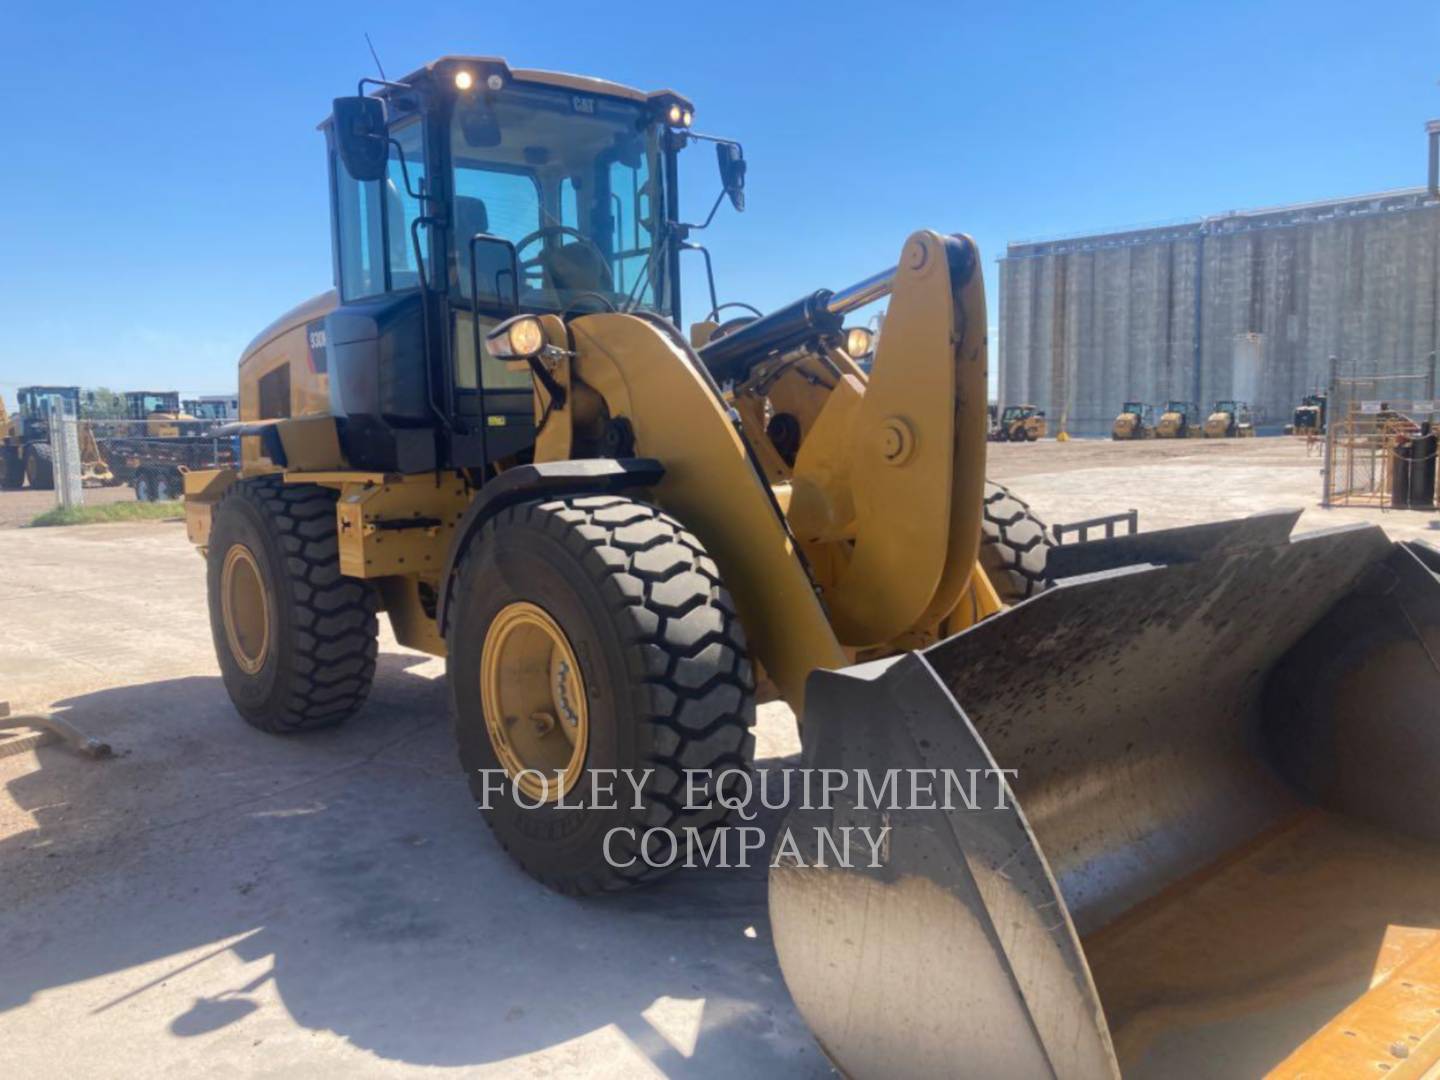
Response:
[1155, 398, 1201, 438]
[1204, 398, 1256, 437]
[0, 386, 112, 489]
[990, 403, 1047, 442]
[1111, 400, 1154, 440]
[183, 56, 1440, 1079]
[123, 391, 196, 437]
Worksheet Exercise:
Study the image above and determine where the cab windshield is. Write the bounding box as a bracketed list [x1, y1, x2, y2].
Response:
[452, 85, 665, 315]
[1123, 402, 1145, 414]
[130, 393, 178, 417]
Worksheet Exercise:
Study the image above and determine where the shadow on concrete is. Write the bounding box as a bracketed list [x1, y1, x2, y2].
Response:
[0, 653, 825, 1075]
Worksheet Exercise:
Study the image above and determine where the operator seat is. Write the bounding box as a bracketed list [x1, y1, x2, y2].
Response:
[454, 196, 513, 303]
[541, 242, 614, 303]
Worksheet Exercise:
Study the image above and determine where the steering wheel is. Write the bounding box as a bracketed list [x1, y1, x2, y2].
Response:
[514, 225, 610, 290]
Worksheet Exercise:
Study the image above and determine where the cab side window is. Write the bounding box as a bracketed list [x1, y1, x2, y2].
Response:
[333, 120, 427, 299]
[334, 155, 384, 300]
[386, 122, 428, 290]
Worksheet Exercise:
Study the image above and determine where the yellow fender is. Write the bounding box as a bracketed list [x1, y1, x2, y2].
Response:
[567, 316, 847, 710]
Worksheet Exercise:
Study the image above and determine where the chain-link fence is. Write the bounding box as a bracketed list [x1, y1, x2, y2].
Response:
[1, 398, 233, 511]
[1322, 356, 1440, 510]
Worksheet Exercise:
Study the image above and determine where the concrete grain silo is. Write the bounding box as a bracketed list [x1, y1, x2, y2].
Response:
[997, 123, 1440, 436]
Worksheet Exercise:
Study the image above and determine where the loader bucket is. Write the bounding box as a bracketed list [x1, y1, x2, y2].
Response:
[770, 513, 1440, 1079]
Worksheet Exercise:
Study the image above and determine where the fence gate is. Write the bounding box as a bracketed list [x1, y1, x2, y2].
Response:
[1321, 356, 1439, 510]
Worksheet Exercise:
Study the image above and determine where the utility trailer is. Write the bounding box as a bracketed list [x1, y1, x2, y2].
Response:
[101, 433, 235, 501]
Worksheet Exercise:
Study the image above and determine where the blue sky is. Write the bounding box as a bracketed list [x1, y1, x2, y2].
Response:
[2, 0, 1437, 397]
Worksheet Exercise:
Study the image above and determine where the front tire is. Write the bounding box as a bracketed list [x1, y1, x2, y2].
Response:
[207, 477, 378, 733]
[24, 444, 53, 490]
[980, 481, 1054, 603]
[447, 494, 756, 895]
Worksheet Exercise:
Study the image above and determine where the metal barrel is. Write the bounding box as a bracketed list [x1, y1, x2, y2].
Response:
[770, 514, 1440, 1078]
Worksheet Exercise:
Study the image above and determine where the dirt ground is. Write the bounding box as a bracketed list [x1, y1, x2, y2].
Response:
[986, 434, 1440, 544]
[0, 437, 1435, 1077]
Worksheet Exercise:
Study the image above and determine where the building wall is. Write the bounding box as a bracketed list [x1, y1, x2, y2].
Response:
[998, 192, 1440, 435]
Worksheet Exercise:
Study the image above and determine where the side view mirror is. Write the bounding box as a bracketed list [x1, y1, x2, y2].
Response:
[716, 142, 746, 212]
[333, 96, 388, 182]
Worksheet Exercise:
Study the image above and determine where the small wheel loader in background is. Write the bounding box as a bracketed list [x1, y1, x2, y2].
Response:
[991, 403, 1047, 442]
[1154, 399, 1200, 438]
[1203, 398, 1256, 437]
[1110, 400, 1153, 440]
[1286, 392, 1328, 436]
[185, 57, 1440, 1078]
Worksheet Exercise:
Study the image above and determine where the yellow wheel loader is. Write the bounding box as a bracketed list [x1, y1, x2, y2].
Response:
[123, 390, 196, 437]
[1203, 398, 1256, 437]
[185, 57, 1440, 1077]
[992, 403, 1047, 442]
[1154, 398, 1200, 438]
[1110, 400, 1153, 440]
[1286, 392, 1328, 436]
[0, 385, 113, 489]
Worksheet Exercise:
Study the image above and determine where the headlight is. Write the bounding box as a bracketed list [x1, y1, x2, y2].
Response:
[844, 326, 875, 359]
[486, 315, 546, 359]
[454, 70, 474, 91]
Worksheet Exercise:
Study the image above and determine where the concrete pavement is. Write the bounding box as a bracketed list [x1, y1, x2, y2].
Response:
[1, 436, 1436, 1076]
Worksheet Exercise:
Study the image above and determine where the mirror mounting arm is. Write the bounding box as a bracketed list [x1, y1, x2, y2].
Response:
[385, 138, 437, 205]
[357, 76, 412, 96]
[675, 189, 728, 234]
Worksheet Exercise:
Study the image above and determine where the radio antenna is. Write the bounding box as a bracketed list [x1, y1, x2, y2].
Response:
[364, 32, 389, 82]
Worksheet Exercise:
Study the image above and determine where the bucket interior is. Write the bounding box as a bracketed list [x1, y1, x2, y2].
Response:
[922, 526, 1440, 1075]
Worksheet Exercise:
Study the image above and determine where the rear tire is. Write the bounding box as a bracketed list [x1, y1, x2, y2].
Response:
[207, 477, 378, 733]
[980, 481, 1054, 603]
[24, 444, 53, 490]
[447, 494, 756, 895]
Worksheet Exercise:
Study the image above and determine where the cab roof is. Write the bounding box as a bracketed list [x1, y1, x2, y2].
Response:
[321, 56, 694, 132]
[395, 55, 692, 110]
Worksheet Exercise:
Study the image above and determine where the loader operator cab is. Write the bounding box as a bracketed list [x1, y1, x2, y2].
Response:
[125, 390, 193, 437]
[14, 386, 79, 440]
[323, 57, 746, 475]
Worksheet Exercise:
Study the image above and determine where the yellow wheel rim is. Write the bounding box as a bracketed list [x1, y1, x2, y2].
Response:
[221, 544, 270, 675]
[480, 601, 589, 804]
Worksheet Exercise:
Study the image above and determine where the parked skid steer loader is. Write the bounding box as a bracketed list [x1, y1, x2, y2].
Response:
[186, 57, 1440, 1078]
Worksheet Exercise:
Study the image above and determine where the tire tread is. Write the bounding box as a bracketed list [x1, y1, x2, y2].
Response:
[218, 477, 377, 732]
